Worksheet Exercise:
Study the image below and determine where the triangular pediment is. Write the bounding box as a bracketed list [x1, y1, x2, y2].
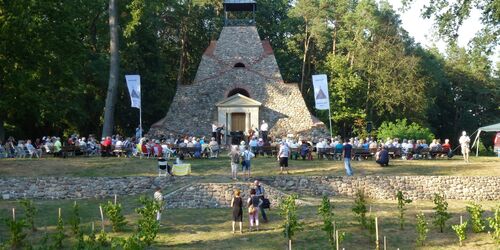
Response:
[216, 94, 262, 107]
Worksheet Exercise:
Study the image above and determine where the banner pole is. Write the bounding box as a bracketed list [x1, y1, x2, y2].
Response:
[328, 107, 333, 139]
[139, 83, 142, 139]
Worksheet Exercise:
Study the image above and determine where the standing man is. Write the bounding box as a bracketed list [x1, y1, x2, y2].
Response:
[260, 120, 269, 143]
[135, 126, 142, 140]
[228, 146, 240, 181]
[241, 146, 255, 179]
[277, 141, 291, 174]
[154, 187, 164, 225]
[216, 124, 224, 146]
[459, 131, 470, 163]
[342, 139, 354, 176]
[211, 123, 218, 140]
[254, 180, 268, 223]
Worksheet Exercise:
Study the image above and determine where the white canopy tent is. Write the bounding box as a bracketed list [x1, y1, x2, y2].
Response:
[471, 122, 500, 156]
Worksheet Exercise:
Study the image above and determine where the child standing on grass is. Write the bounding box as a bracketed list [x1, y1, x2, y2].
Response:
[231, 189, 243, 234]
[154, 187, 164, 225]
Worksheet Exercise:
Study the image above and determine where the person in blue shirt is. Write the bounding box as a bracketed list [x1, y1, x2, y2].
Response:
[342, 140, 353, 176]
[376, 147, 389, 167]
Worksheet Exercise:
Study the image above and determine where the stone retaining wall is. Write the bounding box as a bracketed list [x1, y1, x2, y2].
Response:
[164, 183, 291, 209]
[260, 176, 500, 201]
[0, 177, 183, 200]
[1, 176, 499, 205]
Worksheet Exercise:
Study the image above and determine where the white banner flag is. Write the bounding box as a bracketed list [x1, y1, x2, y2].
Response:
[312, 74, 330, 110]
[125, 75, 141, 109]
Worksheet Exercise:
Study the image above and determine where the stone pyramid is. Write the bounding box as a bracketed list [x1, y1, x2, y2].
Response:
[149, 26, 325, 138]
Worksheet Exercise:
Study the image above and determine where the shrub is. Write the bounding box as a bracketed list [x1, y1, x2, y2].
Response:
[416, 212, 428, 246]
[466, 202, 486, 233]
[432, 193, 451, 233]
[451, 220, 468, 246]
[317, 196, 345, 248]
[487, 205, 500, 245]
[52, 209, 65, 249]
[20, 200, 37, 232]
[377, 119, 434, 142]
[4, 216, 27, 249]
[102, 200, 127, 232]
[68, 201, 81, 235]
[352, 190, 368, 228]
[396, 191, 412, 230]
[135, 196, 161, 246]
[279, 194, 303, 249]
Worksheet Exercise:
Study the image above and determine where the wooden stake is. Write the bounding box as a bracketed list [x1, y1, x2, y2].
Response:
[289, 239, 292, 250]
[333, 221, 337, 245]
[375, 217, 379, 250]
[335, 230, 339, 250]
[460, 215, 463, 224]
[12, 208, 15, 221]
[58, 207, 61, 219]
[114, 194, 117, 205]
[99, 205, 104, 231]
[91, 222, 95, 233]
[384, 236, 387, 250]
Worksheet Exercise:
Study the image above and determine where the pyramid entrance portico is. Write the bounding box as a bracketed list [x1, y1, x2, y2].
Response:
[216, 93, 261, 143]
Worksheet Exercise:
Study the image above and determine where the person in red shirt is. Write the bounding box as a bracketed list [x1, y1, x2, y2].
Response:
[495, 132, 500, 157]
[442, 139, 452, 159]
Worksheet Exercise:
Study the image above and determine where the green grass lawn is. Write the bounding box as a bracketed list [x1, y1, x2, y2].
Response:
[0, 155, 499, 178]
[0, 196, 498, 249]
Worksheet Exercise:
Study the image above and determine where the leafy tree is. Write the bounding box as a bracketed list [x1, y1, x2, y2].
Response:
[135, 196, 161, 246]
[377, 119, 434, 142]
[317, 196, 345, 248]
[279, 194, 304, 250]
[487, 205, 500, 245]
[396, 191, 412, 230]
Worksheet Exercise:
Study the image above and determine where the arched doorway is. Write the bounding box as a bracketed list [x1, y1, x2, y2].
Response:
[227, 88, 250, 98]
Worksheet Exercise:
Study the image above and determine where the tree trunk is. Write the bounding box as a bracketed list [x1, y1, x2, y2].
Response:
[0, 117, 5, 142]
[300, 29, 310, 93]
[176, 3, 192, 86]
[332, 27, 337, 55]
[102, 0, 120, 137]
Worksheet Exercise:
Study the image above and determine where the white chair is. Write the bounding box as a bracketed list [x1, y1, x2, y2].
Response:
[158, 159, 168, 177]
[15, 146, 26, 158]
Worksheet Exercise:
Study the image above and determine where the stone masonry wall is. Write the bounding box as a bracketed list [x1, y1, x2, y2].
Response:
[1, 176, 499, 206]
[261, 176, 500, 201]
[149, 26, 326, 138]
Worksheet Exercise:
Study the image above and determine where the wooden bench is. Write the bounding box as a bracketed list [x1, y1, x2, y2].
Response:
[61, 145, 81, 158]
[353, 148, 373, 160]
[387, 148, 402, 159]
[259, 146, 278, 156]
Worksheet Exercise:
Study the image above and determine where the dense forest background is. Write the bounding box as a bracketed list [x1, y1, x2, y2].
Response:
[0, 0, 499, 147]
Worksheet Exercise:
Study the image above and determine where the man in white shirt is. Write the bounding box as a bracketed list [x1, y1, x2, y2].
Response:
[260, 120, 269, 143]
[277, 142, 291, 174]
[459, 131, 470, 163]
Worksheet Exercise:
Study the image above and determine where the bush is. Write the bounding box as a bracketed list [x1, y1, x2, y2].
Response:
[396, 191, 412, 230]
[416, 212, 428, 246]
[4, 217, 27, 249]
[451, 221, 468, 246]
[487, 205, 500, 245]
[102, 201, 127, 232]
[279, 194, 303, 249]
[68, 201, 80, 235]
[20, 200, 37, 232]
[466, 202, 486, 233]
[317, 196, 345, 248]
[432, 193, 451, 233]
[352, 190, 368, 228]
[377, 119, 434, 142]
[135, 196, 161, 246]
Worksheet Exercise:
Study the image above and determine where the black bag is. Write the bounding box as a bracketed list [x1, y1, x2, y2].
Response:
[262, 198, 271, 209]
[231, 152, 240, 164]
